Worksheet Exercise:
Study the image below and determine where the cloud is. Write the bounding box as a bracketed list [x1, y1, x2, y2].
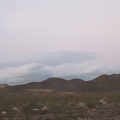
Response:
[0, 61, 120, 85]
[30, 51, 97, 65]
[0, 51, 97, 84]
[0, 51, 120, 85]
[0, 63, 50, 85]
[47, 62, 120, 80]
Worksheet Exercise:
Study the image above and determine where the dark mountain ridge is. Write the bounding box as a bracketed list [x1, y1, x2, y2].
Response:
[1, 74, 120, 93]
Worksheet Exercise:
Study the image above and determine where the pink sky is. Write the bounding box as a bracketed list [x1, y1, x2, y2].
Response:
[0, 0, 120, 84]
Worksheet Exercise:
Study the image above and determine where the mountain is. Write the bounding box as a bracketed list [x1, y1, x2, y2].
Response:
[0, 78, 67, 93]
[0, 83, 9, 88]
[1, 74, 120, 93]
[55, 78, 88, 92]
[87, 74, 120, 92]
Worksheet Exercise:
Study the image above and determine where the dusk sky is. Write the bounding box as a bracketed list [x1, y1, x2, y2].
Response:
[0, 0, 120, 85]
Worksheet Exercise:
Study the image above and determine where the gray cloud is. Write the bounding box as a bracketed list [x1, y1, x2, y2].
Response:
[0, 51, 120, 85]
[0, 63, 51, 85]
[29, 51, 97, 65]
[0, 58, 120, 85]
[0, 51, 97, 66]
[0, 51, 97, 85]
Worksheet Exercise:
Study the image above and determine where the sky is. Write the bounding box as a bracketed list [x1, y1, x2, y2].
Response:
[0, 0, 120, 85]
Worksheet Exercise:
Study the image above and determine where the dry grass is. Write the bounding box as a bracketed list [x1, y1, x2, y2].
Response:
[0, 93, 120, 120]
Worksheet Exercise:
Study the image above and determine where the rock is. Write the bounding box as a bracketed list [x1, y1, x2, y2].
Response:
[99, 98, 108, 105]
[1, 111, 7, 116]
[78, 102, 87, 108]
[42, 106, 49, 111]
[12, 107, 19, 112]
[33, 108, 39, 112]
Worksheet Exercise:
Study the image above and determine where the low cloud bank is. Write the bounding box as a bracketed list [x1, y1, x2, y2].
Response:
[0, 62, 120, 85]
[0, 51, 120, 85]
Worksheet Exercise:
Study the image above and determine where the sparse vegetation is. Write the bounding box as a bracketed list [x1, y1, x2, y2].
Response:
[1, 76, 120, 119]
[0, 93, 120, 120]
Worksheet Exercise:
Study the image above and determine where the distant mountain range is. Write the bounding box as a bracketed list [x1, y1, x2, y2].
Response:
[0, 83, 9, 88]
[1, 74, 120, 93]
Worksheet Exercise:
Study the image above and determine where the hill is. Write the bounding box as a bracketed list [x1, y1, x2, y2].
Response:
[1, 74, 120, 93]
[87, 74, 120, 92]
[0, 83, 9, 88]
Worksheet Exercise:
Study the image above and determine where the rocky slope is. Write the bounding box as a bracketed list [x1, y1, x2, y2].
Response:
[1, 74, 120, 93]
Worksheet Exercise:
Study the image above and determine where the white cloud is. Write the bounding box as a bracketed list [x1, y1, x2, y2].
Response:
[47, 62, 120, 79]
[0, 51, 98, 84]
[0, 63, 48, 84]
[11, 63, 44, 77]
[0, 51, 120, 85]
[0, 61, 120, 85]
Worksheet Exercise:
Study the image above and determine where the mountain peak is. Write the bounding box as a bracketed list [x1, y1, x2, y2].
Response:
[0, 83, 9, 88]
